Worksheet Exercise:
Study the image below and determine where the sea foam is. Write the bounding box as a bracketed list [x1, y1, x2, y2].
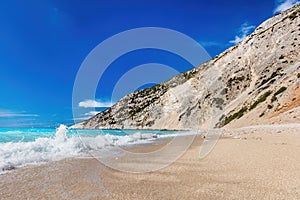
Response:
[0, 125, 161, 173]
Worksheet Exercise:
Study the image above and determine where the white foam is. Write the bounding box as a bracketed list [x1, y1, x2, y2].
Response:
[0, 125, 163, 173]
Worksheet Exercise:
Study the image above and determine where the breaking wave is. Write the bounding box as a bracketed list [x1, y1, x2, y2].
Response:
[0, 125, 171, 173]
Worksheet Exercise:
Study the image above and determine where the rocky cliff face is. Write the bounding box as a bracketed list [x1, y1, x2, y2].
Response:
[73, 4, 300, 130]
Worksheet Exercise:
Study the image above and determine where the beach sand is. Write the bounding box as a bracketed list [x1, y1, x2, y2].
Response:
[1, 126, 300, 199]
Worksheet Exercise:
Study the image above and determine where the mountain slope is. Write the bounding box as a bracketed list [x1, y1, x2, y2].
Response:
[73, 4, 300, 130]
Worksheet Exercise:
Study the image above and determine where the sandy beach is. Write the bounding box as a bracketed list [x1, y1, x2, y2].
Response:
[2, 1, 300, 199]
[1, 125, 300, 199]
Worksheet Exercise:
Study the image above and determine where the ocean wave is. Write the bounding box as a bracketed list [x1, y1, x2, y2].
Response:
[0, 125, 160, 173]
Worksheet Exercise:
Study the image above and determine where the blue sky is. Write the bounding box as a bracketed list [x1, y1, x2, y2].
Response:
[0, 0, 298, 127]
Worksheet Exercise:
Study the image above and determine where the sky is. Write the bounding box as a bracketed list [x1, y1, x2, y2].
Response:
[0, 0, 298, 127]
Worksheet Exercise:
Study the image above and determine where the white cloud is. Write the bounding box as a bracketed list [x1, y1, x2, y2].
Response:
[84, 111, 100, 116]
[72, 109, 101, 122]
[73, 117, 90, 121]
[0, 110, 39, 118]
[229, 23, 256, 45]
[78, 100, 113, 108]
[274, 0, 300, 14]
[72, 111, 101, 121]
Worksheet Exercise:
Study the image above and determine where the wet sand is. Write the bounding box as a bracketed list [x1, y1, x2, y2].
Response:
[1, 126, 300, 199]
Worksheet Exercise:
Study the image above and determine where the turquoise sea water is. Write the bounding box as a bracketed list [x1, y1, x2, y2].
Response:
[0, 127, 177, 143]
[0, 125, 190, 172]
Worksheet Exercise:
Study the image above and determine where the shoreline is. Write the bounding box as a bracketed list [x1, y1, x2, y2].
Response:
[1, 125, 300, 199]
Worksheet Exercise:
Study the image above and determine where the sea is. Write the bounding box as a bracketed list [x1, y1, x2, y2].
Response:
[0, 125, 193, 173]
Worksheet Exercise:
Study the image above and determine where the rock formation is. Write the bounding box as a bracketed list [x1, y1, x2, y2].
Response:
[73, 4, 300, 130]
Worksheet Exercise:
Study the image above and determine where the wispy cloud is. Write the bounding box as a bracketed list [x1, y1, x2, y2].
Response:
[84, 111, 100, 116]
[200, 41, 222, 47]
[229, 22, 256, 45]
[274, 0, 300, 14]
[78, 100, 113, 108]
[73, 111, 100, 121]
[0, 109, 41, 127]
[0, 110, 39, 118]
[72, 117, 90, 121]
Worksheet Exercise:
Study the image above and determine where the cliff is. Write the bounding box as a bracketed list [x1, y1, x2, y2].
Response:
[73, 4, 300, 130]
